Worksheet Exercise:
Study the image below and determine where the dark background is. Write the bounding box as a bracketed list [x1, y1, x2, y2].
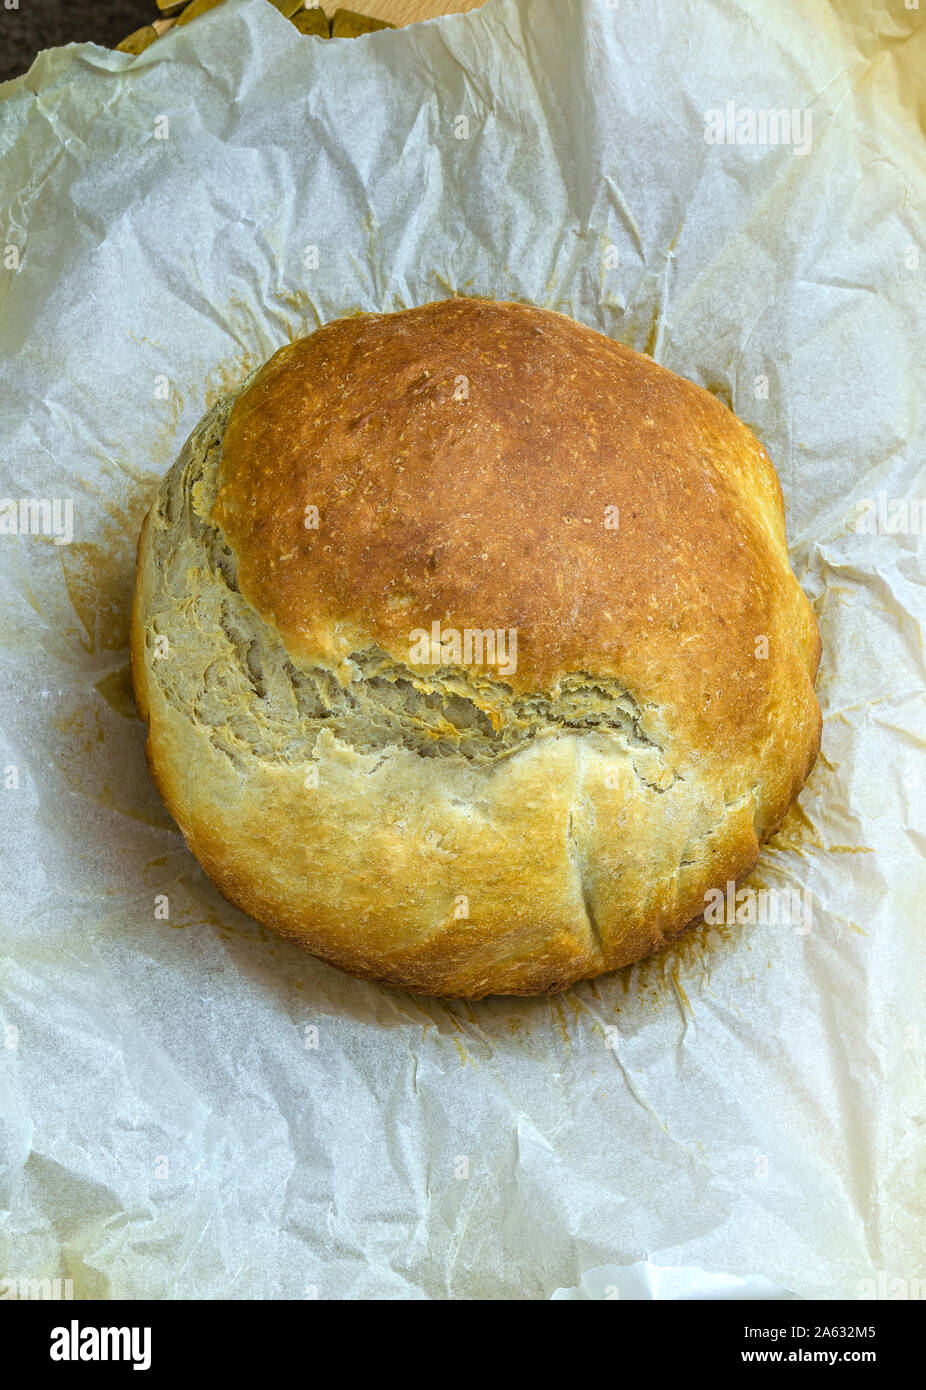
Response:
[1, 0, 156, 83]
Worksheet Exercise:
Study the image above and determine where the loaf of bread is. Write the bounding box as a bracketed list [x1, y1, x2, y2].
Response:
[131, 298, 821, 997]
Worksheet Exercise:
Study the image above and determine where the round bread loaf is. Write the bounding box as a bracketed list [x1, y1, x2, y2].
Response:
[131, 298, 821, 997]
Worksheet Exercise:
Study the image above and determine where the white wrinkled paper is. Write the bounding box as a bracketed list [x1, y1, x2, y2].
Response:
[0, 0, 923, 1300]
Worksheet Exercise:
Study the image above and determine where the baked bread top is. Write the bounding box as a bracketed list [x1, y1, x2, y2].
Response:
[132, 298, 821, 997]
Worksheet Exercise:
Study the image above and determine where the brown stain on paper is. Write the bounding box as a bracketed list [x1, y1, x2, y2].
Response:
[95, 663, 139, 720]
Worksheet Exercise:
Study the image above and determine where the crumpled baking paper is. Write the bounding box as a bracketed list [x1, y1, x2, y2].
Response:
[0, 0, 923, 1300]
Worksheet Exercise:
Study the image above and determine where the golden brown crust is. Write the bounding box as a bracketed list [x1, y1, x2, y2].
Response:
[131, 299, 821, 997]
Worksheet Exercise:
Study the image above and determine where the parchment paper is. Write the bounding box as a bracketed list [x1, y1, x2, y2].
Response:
[0, 0, 924, 1300]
